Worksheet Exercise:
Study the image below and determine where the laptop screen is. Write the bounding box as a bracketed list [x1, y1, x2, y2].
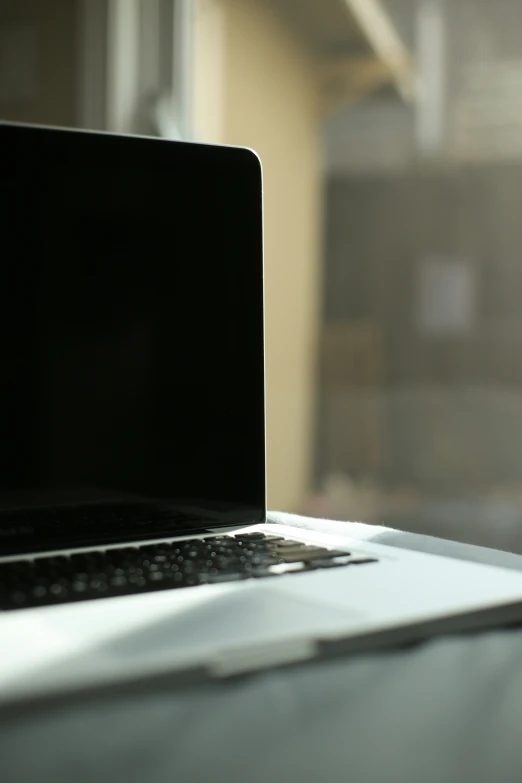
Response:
[0, 123, 265, 554]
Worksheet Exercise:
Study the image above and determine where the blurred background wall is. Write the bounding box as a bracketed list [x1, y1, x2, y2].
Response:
[5, 0, 522, 551]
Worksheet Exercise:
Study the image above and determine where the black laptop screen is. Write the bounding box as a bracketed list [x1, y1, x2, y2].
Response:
[0, 124, 265, 554]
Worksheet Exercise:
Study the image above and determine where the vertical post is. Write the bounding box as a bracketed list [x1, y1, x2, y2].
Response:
[106, 0, 141, 133]
[76, 0, 109, 130]
[173, 0, 194, 140]
[191, 0, 226, 143]
[416, 0, 446, 156]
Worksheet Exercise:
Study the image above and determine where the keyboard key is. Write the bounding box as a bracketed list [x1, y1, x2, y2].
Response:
[205, 572, 248, 584]
[72, 581, 89, 593]
[307, 557, 352, 569]
[128, 574, 147, 587]
[233, 532, 265, 541]
[249, 568, 278, 579]
[9, 591, 27, 606]
[306, 549, 350, 560]
[276, 547, 330, 563]
[110, 575, 128, 588]
[49, 583, 68, 598]
[72, 572, 90, 583]
[89, 579, 107, 593]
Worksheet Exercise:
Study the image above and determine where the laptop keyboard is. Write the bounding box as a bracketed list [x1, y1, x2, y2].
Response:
[0, 532, 378, 611]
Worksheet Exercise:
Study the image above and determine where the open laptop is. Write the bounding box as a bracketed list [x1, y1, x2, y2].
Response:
[2, 121, 522, 706]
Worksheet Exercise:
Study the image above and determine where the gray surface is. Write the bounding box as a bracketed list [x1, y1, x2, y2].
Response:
[3, 513, 522, 783]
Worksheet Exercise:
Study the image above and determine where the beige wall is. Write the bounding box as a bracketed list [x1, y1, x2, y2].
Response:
[194, 0, 323, 511]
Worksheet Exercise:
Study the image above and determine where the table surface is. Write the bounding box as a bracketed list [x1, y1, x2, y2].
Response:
[2, 512, 522, 783]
